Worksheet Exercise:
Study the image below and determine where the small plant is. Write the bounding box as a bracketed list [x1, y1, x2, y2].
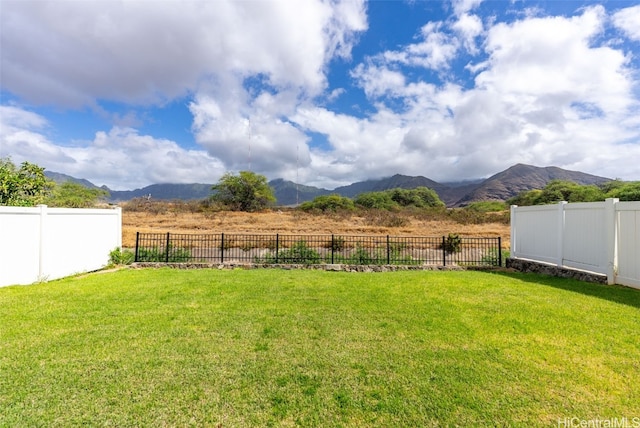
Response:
[480, 248, 501, 266]
[388, 243, 418, 265]
[109, 247, 135, 265]
[324, 236, 346, 252]
[440, 233, 462, 254]
[343, 245, 383, 265]
[136, 245, 192, 262]
[240, 243, 255, 252]
[263, 239, 277, 250]
[261, 240, 321, 264]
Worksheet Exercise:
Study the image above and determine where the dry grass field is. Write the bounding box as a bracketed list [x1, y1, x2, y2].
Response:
[122, 206, 510, 249]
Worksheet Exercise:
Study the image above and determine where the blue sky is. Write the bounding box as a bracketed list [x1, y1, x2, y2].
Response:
[1, 0, 639, 190]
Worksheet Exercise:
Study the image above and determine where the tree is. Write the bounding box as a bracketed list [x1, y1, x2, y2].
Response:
[299, 194, 355, 212]
[354, 187, 445, 209]
[507, 180, 607, 206]
[45, 182, 110, 208]
[604, 181, 640, 201]
[0, 157, 51, 206]
[211, 171, 276, 212]
[399, 187, 445, 208]
[354, 191, 397, 210]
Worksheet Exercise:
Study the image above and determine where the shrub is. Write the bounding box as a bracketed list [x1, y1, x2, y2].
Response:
[262, 240, 321, 264]
[136, 245, 192, 262]
[389, 187, 444, 208]
[324, 236, 347, 252]
[299, 194, 355, 213]
[354, 192, 398, 210]
[439, 233, 462, 254]
[345, 245, 378, 265]
[355, 187, 445, 210]
[109, 247, 135, 265]
[464, 201, 508, 212]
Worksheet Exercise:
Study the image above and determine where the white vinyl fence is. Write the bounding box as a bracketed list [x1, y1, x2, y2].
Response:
[511, 199, 640, 289]
[0, 205, 122, 287]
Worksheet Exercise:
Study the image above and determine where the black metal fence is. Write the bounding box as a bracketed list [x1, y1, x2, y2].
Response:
[134, 232, 502, 267]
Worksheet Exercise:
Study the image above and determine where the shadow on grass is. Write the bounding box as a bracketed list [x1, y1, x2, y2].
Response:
[492, 270, 640, 310]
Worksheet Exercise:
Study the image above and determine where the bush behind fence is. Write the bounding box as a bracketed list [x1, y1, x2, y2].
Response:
[135, 232, 502, 267]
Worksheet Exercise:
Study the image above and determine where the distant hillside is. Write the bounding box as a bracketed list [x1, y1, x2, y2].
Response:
[108, 183, 213, 201]
[44, 171, 102, 189]
[269, 179, 330, 206]
[454, 164, 611, 206]
[334, 174, 447, 197]
[46, 164, 614, 207]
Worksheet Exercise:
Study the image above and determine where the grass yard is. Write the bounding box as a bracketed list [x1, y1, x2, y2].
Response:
[1, 269, 639, 427]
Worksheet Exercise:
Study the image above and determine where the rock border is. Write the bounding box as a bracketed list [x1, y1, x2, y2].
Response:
[131, 262, 479, 273]
[505, 258, 607, 284]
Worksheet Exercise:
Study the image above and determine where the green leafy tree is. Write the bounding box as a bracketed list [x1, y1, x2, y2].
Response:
[299, 194, 355, 212]
[354, 191, 398, 210]
[355, 187, 444, 209]
[400, 187, 445, 208]
[508, 180, 606, 206]
[464, 201, 508, 212]
[45, 182, 110, 208]
[599, 179, 626, 194]
[0, 157, 51, 206]
[507, 189, 543, 206]
[604, 181, 640, 201]
[211, 171, 275, 212]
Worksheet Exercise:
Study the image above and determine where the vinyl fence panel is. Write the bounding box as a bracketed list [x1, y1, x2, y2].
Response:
[510, 202, 565, 265]
[511, 199, 640, 289]
[0, 206, 122, 287]
[616, 202, 640, 288]
[562, 202, 607, 274]
[0, 206, 43, 287]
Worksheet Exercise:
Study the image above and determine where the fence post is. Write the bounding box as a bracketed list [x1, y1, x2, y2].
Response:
[135, 232, 140, 262]
[498, 237, 502, 267]
[442, 236, 446, 266]
[165, 232, 171, 263]
[115, 207, 123, 250]
[221, 233, 225, 263]
[605, 198, 619, 285]
[331, 234, 334, 264]
[386, 235, 390, 264]
[556, 201, 567, 267]
[276, 234, 279, 263]
[510, 205, 517, 259]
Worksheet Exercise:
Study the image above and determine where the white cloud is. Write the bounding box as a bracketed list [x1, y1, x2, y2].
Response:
[613, 5, 640, 41]
[351, 64, 407, 98]
[189, 87, 312, 181]
[452, 13, 484, 54]
[379, 22, 459, 71]
[1, 0, 367, 107]
[476, 6, 632, 115]
[0, 106, 225, 189]
[2, 1, 640, 192]
[318, 5, 640, 183]
[452, 0, 485, 16]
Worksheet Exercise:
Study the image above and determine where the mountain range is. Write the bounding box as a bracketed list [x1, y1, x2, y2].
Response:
[45, 164, 612, 207]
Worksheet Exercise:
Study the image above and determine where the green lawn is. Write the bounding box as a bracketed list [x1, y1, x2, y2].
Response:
[1, 269, 639, 427]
